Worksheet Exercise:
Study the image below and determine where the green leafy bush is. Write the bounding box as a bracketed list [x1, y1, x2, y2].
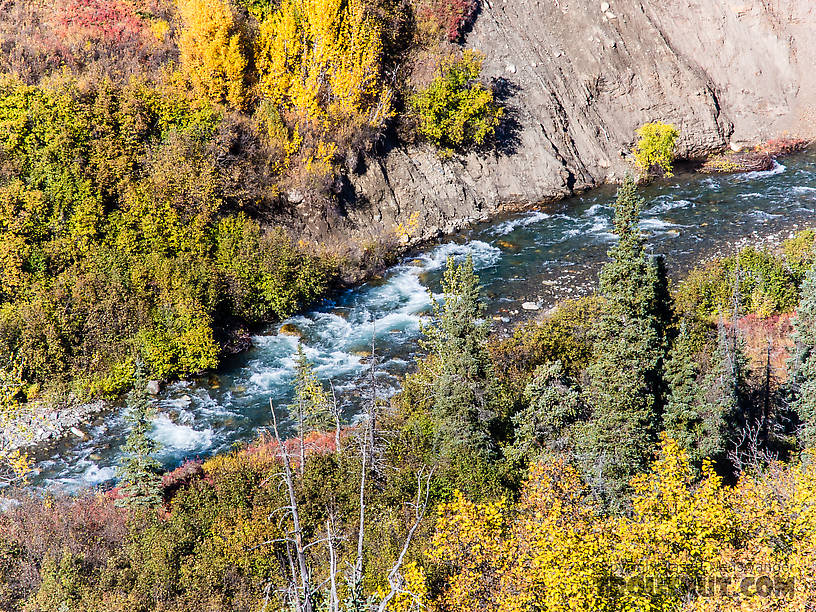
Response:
[633, 121, 680, 177]
[782, 228, 816, 280]
[0, 76, 332, 397]
[410, 51, 503, 157]
[674, 246, 802, 320]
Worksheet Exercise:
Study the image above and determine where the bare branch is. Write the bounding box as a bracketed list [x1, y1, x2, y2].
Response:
[377, 467, 435, 612]
[270, 398, 313, 612]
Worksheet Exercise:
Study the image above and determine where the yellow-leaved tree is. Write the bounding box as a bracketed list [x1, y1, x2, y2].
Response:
[177, 0, 249, 109]
[255, 0, 393, 159]
[423, 437, 816, 611]
[427, 462, 617, 612]
[612, 436, 738, 611]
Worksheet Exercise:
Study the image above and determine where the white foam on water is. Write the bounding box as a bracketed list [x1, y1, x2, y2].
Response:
[639, 218, 683, 232]
[644, 199, 694, 215]
[49, 462, 117, 491]
[82, 463, 117, 486]
[248, 364, 294, 391]
[792, 186, 816, 195]
[309, 349, 364, 380]
[488, 211, 552, 236]
[582, 203, 611, 217]
[741, 161, 786, 180]
[749, 210, 782, 221]
[152, 413, 214, 456]
[587, 217, 611, 233]
[419, 240, 502, 271]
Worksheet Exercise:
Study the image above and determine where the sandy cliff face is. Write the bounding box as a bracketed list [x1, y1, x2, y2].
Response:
[299, 0, 816, 247]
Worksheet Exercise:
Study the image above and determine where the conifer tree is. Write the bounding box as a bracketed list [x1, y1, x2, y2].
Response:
[507, 360, 583, 464]
[420, 255, 501, 455]
[117, 371, 163, 508]
[663, 321, 744, 474]
[577, 176, 671, 506]
[789, 257, 816, 447]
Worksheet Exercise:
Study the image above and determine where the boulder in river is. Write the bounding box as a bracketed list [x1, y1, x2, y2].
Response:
[278, 323, 302, 338]
[146, 380, 161, 395]
[522, 301, 541, 311]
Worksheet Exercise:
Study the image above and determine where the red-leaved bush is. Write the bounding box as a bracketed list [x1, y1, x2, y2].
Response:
[57, 0, 146, 46]
[415, 0, 478, 41]
[758, 137, 810, 157]
[0, 493, 127, 605]
[0, 0, 176, 84]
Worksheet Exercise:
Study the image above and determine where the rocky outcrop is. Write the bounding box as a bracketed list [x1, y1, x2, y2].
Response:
[301, 0, 816, 247]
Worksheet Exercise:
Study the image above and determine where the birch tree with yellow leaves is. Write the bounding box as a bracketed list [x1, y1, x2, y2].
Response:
[177, 0, 249, 109]
[255, 0, 394, 163]
[419, 437, 816, 611]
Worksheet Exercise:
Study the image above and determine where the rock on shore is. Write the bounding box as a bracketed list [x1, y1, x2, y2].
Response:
[2, 400, 107, 453]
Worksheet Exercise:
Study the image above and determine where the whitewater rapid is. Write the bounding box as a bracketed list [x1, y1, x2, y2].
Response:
[31, 153, 816, 490]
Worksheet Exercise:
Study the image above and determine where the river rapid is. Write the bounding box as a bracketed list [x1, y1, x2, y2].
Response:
[32, 150, 816, 490]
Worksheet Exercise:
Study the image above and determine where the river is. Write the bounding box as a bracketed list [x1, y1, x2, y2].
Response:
[32, 149, 816, 490]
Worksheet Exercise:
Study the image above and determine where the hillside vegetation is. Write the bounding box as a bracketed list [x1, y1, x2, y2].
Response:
[4, 175, 816, 610]
[0, 0, 502, 404]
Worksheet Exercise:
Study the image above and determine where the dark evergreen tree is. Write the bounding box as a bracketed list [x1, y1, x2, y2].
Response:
[420, 254, 502, 455]
[117, 371, 163, 508]
[507, 360, 584, 464]
[663, 321, 744, 474]
[789, 256, 816, 447]
[577, 175, 671, 507]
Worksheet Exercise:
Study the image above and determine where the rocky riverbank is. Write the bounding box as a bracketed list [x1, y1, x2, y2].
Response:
[3, 400, 106, 455]
[287, 0, 816, 253]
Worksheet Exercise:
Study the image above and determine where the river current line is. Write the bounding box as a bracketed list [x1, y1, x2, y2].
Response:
[32, 151, 816, 491]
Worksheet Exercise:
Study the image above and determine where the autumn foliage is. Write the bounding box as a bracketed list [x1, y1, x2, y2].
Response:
[425, 437, 816, 611]
[414, 0, 478, 41]
[177, 0, 249, 109]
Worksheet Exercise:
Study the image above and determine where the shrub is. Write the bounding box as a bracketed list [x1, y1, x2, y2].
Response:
[488, 296, 601, 396]
[0, 76, 333, 397]
[633, 121, 679, 177]
[177, 0, 249, 109]
[410, 50, 502, 156]
[413, 0, 478, 41]
[782, 228, 816, 280]
[700, 151, 773, 174]
[674, 246, 801, 321]
[57, 0, 146, 46]
[0, 0, 175, 84]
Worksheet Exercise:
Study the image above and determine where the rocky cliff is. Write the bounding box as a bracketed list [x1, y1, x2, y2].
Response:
[298, 0, 816, 248]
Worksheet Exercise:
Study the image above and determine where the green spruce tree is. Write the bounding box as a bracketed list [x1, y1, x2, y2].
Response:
[789, 256, 816, 447]
[117, 371, 163, 508]
[420, 254, 502, 456]
[507, 360, 584, 464]
[663, 321, 744, 474]
[577, 175, 671, 507]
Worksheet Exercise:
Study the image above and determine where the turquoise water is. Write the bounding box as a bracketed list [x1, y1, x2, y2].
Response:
[33, 150, 816, 490]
